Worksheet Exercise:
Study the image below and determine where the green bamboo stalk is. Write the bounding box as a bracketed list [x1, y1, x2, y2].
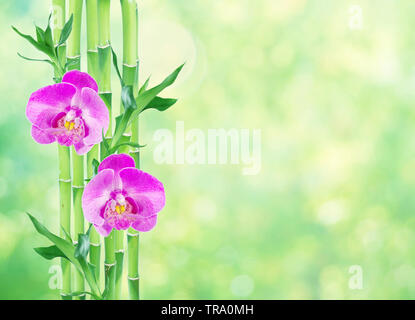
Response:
[52, 0, 72, 300]
[98, 0, 112, 135]
[86, 0, 101, 287]
[67, 0, 83, 70]
[98, 0, 115, 300]
[113, 0, 138, 300]
[72, 149, 85, 299]
[114, 230, 124, 299]
[122, 0, 140, 300]
[67, 0, 85, 300]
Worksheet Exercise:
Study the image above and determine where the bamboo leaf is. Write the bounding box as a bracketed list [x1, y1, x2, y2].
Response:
[102, 130, 110, 153]
[64, 58, 79, 70]
[44, 14, 54, 51]
[35, 26, 45, 44]
[17, 52, 54, 67]
[122, 85, 137, 112]
[141, 96, 178, 113]
[61, 226, 73, 244]
[139, 77, 150, 94]
[92, 159, 100, 176]
[34, 245, 68, 260]
[110, 87, 137, 149]
[58, 14, 73, 47]
[12, 26, 54, 57]
[111, 46, 124, 86]
[131, 63, 184, 122]
[75, 233, 90, 260]
[26, 213, 82, 272]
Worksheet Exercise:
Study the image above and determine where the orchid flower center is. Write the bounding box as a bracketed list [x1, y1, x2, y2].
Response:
[54, 108, 86, 144]
[102, 192, 138, 230]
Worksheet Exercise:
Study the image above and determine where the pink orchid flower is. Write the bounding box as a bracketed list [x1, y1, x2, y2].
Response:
[82, 154, 166, 236]
[26, 70, 109, 155]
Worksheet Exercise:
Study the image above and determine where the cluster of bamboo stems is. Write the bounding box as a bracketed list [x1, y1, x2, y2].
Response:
[51, 0, 140, 300]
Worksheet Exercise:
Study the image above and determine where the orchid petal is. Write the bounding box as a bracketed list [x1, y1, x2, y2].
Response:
[26, 83, 76, 129]
[62, 70, 98, 106]
[119, 168, 165, 219]
[99, 154, 136, 189]
[82, 169, 114, 226]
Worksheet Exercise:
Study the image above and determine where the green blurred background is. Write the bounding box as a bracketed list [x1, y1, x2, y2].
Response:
[1, 0, 414, 299]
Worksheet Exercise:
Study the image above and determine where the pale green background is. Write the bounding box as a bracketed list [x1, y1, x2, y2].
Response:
[0, 0, 414, 299]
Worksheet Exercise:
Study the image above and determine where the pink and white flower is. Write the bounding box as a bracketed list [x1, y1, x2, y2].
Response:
[26, 70, 109, 155]
[82, 154, 166, 236]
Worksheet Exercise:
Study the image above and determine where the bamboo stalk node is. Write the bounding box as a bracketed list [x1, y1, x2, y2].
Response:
[123, 62, 137, 68]
[98, 43, 111, 49]
[128, 276, 140, 281]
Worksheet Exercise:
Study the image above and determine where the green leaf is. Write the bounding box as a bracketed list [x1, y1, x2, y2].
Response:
[12, 26, 54, 57]
[35, 26, 45, 44]
[44, 14, 54, 51]
[64, 58, 79, 70]
[34, 245, 68, 260]
[139, 77, 150, 94]
[27, 213, 82, 272]
[17, 52, 54, 67]
[110, 86, 137, 149]
[132, 64, 184, 121]
[122, 85, 137, 112]
[75, 233, 90, 260]
[142, 96, 178, 113]
[111, 47, 124, 87]
[92, 159, 100, 176]
[61, 226, 73, 244]
[102, 130, 110, 153]
[58, 14, 73, 47]
[27, 213, 102, 299]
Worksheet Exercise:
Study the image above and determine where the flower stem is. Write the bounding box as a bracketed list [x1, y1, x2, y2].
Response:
[86, 0, 101, 289]
[98, 0, 115, 300]
[67, 0, 85, 300]
[52, 0, 72, 300]
[120, 0, 141, 300]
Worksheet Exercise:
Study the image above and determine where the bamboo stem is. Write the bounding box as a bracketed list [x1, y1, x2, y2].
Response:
[67, 0, 85, 300]
[52, 0, 72, 300]
[115, 231, 124, 299]
[67, 0, 83, 70]
[113, 0, 138, 300]
[98, 0, 115, 300]
[58, 146, 72, 300]
[120, 0, 141, 300]
[86, 0, 101, 288]
[72, 149, 85, 299]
